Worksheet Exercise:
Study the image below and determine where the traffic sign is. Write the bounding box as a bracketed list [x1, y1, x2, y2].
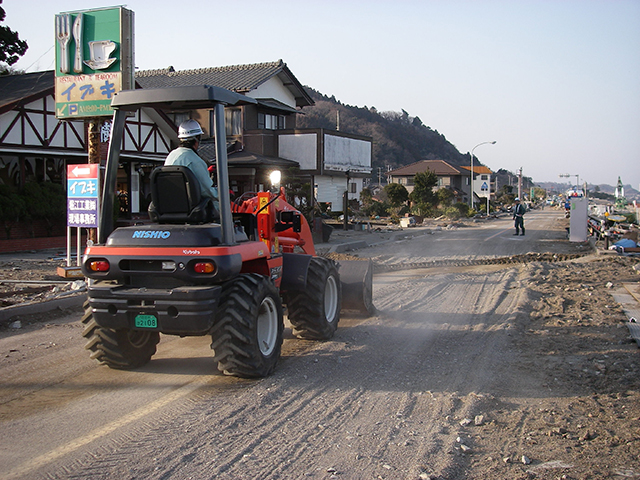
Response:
[67, 164, 99, 228]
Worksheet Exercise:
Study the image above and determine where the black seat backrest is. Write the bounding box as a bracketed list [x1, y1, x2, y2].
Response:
[148, 165, 215, 224]
[233, 213, 258, 241]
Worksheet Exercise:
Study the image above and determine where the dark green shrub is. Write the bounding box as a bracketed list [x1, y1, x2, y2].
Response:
[0, 184, 26, 239]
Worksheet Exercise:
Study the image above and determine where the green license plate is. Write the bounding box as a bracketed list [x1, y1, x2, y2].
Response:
[135, 314, 158, 328]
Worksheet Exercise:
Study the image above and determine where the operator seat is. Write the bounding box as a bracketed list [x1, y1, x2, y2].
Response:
[148, 165, 217, 224]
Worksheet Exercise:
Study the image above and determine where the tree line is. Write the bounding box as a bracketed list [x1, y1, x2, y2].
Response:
[0, 1, 28, 75]
[297, 88, 480, 181]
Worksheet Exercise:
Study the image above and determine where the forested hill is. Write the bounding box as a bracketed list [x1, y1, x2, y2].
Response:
[296, 87, 473, 177]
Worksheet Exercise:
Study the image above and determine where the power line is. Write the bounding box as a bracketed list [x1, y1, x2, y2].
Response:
[23, 45, 54, 72]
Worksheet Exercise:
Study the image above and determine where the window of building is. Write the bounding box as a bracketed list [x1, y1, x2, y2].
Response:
[349, 182, 357, 193]
[225, 109, 242, 136]
[258, 112, 285, 130]
[171, 112, 190, 129]
[481, 174, 488, 180]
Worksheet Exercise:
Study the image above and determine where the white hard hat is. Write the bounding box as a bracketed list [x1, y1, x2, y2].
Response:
[515, 197, 520, 201]
[178, 119, 204, 139]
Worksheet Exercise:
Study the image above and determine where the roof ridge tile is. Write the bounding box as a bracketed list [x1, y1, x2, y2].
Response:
[137, 60, 283, 78]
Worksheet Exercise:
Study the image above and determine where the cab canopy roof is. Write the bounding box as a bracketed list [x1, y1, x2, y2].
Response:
[111, 85, 257, 111]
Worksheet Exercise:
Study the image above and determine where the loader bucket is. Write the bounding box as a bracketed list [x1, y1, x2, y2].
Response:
[338, 259, 375, 316]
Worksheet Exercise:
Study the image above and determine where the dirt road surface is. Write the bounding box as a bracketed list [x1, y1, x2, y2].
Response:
[1, 209, 639, 480]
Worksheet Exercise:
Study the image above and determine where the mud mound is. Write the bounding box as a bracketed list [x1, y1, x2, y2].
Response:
[322, 252, 367, 262]
[372, 251, 589, 273]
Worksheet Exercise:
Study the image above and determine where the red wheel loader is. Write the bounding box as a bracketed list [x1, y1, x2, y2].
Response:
[81, 85, 374, 378]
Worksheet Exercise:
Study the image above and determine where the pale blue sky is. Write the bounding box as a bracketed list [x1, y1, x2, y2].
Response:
[6, 0, 640, 189]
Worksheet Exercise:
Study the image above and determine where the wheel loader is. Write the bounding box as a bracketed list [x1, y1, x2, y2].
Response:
[81, 85, 374, 378]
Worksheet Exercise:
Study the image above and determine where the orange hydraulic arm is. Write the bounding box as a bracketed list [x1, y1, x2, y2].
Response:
[232, 188, 316, 256]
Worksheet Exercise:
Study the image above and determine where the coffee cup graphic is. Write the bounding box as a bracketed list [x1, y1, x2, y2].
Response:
[83, 40, 117, 70]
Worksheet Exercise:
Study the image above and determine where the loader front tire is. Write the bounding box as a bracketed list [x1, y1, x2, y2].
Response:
[211, 274, 283, 378]
[286, 257, 341, 340]
[81, 300, 159, 370]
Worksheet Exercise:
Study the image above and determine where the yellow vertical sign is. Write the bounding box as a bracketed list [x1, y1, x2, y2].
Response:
[258, 194, 270, 250]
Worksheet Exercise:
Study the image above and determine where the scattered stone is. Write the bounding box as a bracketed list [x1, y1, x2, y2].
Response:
[474, 415, 485, 426]
[550, 427, 567, 435]
[521, 455, 531, 465]
[526, 460, 574, 474]
[459, 418, 472, 426]
[580, 431, 593, 441]
[605, 282, 614, 289]
[326, 467, 337, 473]
[614, 470, 639, 478]
[503, 456, 511, 463]
[460, 444, 472, 453]
[70, 280, 86, 291]
[9, 320, 22, 329]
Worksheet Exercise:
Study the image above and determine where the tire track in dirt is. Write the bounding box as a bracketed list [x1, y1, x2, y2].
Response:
[10, 254, 636, 480]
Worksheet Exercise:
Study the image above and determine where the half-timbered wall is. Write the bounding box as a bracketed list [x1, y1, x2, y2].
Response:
[118, 108, 173, 156]
[0, 93, 174, 189]
[0, 95, 86, 153]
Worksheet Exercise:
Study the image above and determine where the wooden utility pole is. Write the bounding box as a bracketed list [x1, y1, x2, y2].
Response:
[87, 118, 101, 244]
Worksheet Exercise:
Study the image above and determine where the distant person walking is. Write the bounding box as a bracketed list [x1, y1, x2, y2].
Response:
[513, 197, 525, 236]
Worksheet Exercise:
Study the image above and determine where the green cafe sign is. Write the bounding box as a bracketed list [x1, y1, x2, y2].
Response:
[54, 7, 134, 119]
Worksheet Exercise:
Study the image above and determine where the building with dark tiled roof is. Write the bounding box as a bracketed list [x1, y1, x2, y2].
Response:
[388, 160, 469, 205]
[0, 70, 53, 112]
[388, 160, 494, 207]
[0, 60, 372, 251]
[136, 60, 313, 108]
[136, 60, 372, 209]
[389, 160, 462, 178]
[135, 59, 313, 194]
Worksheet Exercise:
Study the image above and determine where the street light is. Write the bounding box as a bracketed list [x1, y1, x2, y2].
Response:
[469, 141, 497, 209]
[559, 173, 580, 195]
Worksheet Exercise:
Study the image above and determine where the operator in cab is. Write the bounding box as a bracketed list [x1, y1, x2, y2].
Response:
[164, 119, 219, 212]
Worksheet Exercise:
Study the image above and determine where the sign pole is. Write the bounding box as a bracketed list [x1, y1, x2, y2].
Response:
[66, 225, 71, 266]
[87, 118, 101, 245]
[77, 227, 81, 266]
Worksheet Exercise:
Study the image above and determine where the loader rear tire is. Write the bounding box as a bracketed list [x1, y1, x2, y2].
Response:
[81, 300, 159, 370]
[287, 257, 341, 340]
[211, 274, 283, 378]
